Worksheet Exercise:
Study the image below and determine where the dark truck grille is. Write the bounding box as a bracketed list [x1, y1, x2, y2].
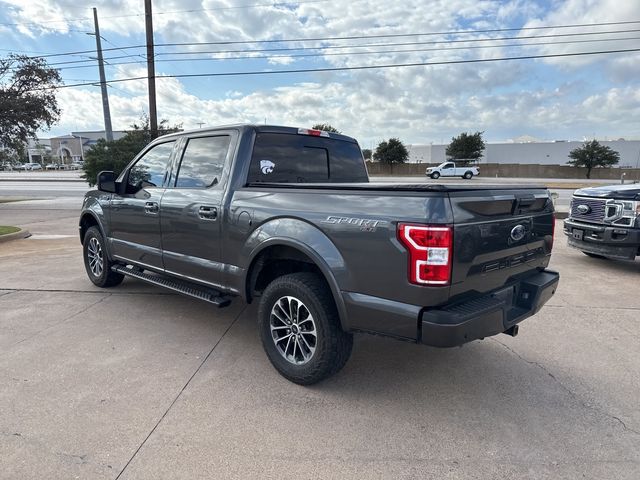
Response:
[570, 197, 606, 223]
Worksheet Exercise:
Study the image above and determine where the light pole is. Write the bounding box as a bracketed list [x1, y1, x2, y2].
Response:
[87, 8, 114, 141]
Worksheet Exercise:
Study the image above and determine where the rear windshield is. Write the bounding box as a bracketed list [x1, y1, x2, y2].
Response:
[247, 133, 368, 183]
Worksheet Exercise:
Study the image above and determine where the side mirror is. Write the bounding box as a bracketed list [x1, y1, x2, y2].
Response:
[97, 170, 116, 193]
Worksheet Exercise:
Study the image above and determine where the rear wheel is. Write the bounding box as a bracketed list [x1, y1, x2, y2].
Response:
[83, 226, 124, 287]
[463, 171, 473, 179]
[258, 272, 353, 385]
[430, 172, 440, 179]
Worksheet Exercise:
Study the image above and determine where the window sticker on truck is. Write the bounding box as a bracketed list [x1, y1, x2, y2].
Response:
[260, 160, 275, 174]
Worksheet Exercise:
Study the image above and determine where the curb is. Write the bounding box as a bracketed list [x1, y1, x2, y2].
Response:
[0, 228, 31, 244]
[0, 178, 87, 183]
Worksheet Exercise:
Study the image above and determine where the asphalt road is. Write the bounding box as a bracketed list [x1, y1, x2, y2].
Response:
[0, 172, 579, 209]
[0, 198, 638, 479]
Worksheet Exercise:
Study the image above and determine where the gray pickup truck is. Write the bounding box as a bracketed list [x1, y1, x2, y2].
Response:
[80, 125, 559, 384]
[564, 184, 640, 260]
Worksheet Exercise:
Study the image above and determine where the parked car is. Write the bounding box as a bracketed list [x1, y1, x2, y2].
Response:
[564, 184, 640, 260]
[79, 124, 558, 384]
[45, 163, 63, 170]
[69, 163, 82, 170]
[18, 162, 42, 171]
[19, 162, 42, 171]
[426, 161, 479, 179]
[0, 163, 13, 171]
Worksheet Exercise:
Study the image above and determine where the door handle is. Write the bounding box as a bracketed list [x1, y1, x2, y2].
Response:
[144, 201, 159, 214]
[198, 205, 217, 220]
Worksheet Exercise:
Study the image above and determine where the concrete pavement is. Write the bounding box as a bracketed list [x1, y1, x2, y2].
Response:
[0, 201, 638, 479]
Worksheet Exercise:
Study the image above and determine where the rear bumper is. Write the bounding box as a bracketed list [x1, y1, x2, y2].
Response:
[563, 219, 639, 260]
[342, 269, 559, 347]
[420, 270, 559, 347]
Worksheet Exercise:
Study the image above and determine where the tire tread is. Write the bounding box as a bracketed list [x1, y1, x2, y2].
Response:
[259, 272, 353, 385]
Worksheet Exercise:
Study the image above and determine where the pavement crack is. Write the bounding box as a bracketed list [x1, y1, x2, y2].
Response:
[1, 294, 112, 357]
[114, 305, 247, 480]
[491, 338, 640, 437]
[0, 287, 177, 296]
[19, 214, 80, 226]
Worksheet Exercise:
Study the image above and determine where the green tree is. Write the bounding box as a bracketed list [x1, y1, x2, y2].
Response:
[373, 138, 409, 165]
[567, 140, 620, 179]
[82, 115, 182, 186]
[312, 123, 341, 133]
[0, 147, 20, 166]
[0, 54, 62, 155]
[362, 148, 372, 160]
[33, 141, 52, 165]
[446, 131, 485, 166]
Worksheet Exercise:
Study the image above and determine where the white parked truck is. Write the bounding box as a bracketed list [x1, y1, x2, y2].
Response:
[425, 161, 479, 179]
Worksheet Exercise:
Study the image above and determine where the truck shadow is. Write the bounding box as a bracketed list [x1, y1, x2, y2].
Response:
[572, 254, 640, 274]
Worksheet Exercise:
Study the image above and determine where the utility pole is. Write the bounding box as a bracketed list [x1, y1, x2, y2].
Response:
[145, 0, 158, 139]
[92, 8, 113, 141]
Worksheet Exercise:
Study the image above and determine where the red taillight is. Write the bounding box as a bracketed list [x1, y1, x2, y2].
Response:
[398, 224, 453, 286]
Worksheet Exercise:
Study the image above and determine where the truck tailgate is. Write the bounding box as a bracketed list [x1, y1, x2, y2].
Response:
[448, 188, 554, 299]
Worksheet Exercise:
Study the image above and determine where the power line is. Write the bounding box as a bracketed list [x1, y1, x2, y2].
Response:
[29, 47, 640, 91]
[156, 20, 640, 47]
[153, 29, 640, 56]
[29, 27, 640, 68]
[101, 0, 331, 19]
[46, 36, 640, 71]
[100, 36, 147, 67]
[3, 19, 640, 62]
[0, 0, 330, 27]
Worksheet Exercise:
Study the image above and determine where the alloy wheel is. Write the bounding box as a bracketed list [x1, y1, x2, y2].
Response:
[269, 296, 317, 365]
[87, 237, 104, 277]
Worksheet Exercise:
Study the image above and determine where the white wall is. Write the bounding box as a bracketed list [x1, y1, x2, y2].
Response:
[408, 140, 640, 167]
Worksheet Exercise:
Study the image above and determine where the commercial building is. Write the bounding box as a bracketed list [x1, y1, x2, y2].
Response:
[48, 130, 126, 164]
[407, 139, 640, 168]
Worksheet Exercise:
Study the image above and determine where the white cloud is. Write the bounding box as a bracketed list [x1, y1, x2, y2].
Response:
[519, 0, 640, 68]
[4, 0, 637, 144]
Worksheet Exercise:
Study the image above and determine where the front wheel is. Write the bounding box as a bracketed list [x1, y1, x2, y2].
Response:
[463, 171, 473, 179]
[83, 226, 124, 287]
[430, 172, 441, 179]
[258, 272, 353, 385]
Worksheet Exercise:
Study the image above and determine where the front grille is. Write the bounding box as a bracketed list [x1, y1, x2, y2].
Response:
[570, 197, 606, 224]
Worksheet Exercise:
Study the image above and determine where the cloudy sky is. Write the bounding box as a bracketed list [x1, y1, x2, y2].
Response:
[1, 0, 639, 147]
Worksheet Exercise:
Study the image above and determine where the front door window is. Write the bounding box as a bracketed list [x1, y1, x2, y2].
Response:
[127, 142, 175, 192]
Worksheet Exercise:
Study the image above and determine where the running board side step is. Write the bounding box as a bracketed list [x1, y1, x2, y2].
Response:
[112, 265, 232, 308]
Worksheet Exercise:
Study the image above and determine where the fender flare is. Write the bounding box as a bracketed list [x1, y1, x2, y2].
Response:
[242, 218, 349, 330]
[79, 206, 113, 259]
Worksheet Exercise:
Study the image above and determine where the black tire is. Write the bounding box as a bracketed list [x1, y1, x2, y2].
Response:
[83, 226, 124, 288]
[431, 172, 440, 179]
[258, 272, 353, 385]
[582, 251, 607, 259]
[463, 171, 473, 179]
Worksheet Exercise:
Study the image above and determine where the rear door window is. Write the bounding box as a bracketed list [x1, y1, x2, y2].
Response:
[247, 133, 367, 183]
[174, 135, 231, 188]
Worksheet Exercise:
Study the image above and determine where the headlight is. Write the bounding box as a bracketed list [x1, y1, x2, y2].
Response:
[612, 200, 640, 227]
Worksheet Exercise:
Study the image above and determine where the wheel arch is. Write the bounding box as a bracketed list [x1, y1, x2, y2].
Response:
[79, 210, 115, 261]
[243, 227, 349, 331]
[79, 211, 103, 244]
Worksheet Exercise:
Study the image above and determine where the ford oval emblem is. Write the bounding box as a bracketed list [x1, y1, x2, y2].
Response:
[510, 225, 526, 242]
[576, 204, 590, 214]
